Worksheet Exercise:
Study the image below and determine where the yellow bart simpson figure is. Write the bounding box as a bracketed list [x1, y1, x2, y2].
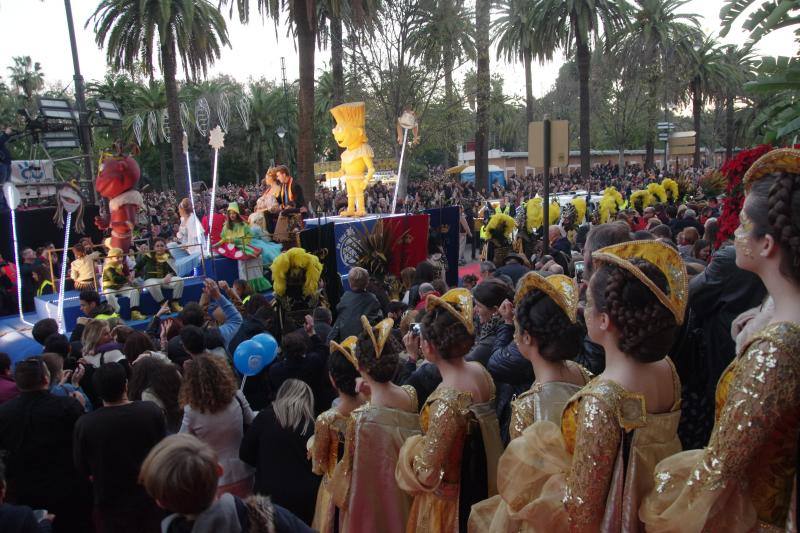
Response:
[326, 102, 375, 217]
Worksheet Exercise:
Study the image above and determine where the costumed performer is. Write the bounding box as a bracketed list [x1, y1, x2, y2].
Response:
[135, 238, 184, 313]
[310, 337, 366, 533]
[467, 240, 686, 532]
[483, 212, 516, 266]
[396, 288, 503, 533]
[102, 247, 144, 320]
[331, 316, 421, 533]
[94, 142, 143, 253]
[214, 202, 270, 293]
[70, 243, 100, 291]
[271, 247, 324, 333]
[468, 272, 592, 532]
[325, 102, 375, 217]
[250, 167, 281, 232]
[641, 148, 800, 532]
[168, 198, 204, 277]
[247, 219, 282, 268]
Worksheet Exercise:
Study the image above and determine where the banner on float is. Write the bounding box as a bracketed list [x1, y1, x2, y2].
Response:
[11, 160, 56, 184]
[425, 206, 460, 288]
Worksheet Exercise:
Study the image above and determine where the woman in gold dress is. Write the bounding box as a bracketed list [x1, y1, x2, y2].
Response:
[310, 337, 364, 533]
[468, 271, 592, 531]
[395, 288, 503, 533]
[469, 240, 686, 532]
[641, 148, 800, 532]
[330, 316, 421, 533]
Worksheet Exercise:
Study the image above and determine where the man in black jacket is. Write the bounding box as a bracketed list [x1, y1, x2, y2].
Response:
[0, 357, 91, 533]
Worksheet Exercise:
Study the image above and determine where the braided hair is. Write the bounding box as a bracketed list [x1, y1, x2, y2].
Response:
[356, 329, 403, 383]
[327, 351, 359, 397]
[747, 173, 800, 284]
[590, 259, 677, 363]
[421, 303, 474, 360]
[514, 290, 584, 362]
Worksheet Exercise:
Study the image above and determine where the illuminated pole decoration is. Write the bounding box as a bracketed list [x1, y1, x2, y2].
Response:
[206, 126, 225, 256]
[3, 182, 32, 326]
[53, 182, 85, 333]
[182, 133, 205, 252]
[393, 109, 420, 213]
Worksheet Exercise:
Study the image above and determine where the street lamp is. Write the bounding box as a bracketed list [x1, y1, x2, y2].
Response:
[276, 126, 288, 169]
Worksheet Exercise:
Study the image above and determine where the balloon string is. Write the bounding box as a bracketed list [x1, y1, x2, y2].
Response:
[240, 375, 247, 391]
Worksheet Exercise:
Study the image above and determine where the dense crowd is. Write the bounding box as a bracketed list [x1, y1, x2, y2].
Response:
[1, 148, 798, 533]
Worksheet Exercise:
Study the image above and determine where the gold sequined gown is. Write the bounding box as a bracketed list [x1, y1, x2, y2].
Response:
[466, 359, 681, 532]
[331, 385, 421, 533]
[395, 368, 503, 533]
[310, 407, 350, 533]
[468, 362, 592, 532]
[641, 322, 800, 532]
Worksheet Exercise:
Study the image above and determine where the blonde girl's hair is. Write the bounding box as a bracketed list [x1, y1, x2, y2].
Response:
[81, 319, 109, 355]
[273, 379, 314, 433]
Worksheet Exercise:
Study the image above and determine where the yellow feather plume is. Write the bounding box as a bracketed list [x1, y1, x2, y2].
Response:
[486, 212, 516, 238]
[598, 196, 616, 224]
[270, 248, 323, 297]
[602, 187, 624, 209]
[647, 183, 667, 204]
[661, 178, 679, 202]
[630, 190, 653, 212]
[549, 201, 561, 225]
[570, 197, 587, 225]
[526, 197, 543, 232]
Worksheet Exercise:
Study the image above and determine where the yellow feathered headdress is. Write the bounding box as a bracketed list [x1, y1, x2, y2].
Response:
[270, 248, 323, 297]
[570, 197, 587, 225]
[592, 240, 688, 324]
[515, 271, 578, 323]
[646, 183, 667, 204]
[598, 196, 617, 224]
[526, 197, 543, 232]
[485, 212, 516, 238]
[661, 178, 679, 203]
[603, 187, 625, 209]
[549, 200, 561, 225]
[630, 190, 653, 212]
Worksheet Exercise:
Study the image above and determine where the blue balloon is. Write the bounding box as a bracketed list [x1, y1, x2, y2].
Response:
[250, 333, 278, 366]
[234, 339, 269, 377]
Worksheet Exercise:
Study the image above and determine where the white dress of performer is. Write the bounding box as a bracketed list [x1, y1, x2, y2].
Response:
[168, 198, 205, 276]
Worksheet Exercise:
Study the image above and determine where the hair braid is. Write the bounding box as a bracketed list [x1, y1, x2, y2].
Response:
[514, 290, 583, 362]
[592, 259, 677, 363]
[766, 174, 800, 283]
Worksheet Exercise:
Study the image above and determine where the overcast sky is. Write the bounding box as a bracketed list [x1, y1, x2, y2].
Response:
[0, 0, 794, 100]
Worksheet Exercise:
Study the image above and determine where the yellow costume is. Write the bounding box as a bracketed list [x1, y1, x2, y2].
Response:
[641, 323, 800, 532]
[327, 102, 375, 217]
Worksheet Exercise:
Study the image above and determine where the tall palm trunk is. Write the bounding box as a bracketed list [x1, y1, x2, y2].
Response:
[645, 78, 659, 170]
[330, 14, 345, 106]
[475, 0, 491, 193]
[524, 47, 533, 124]
[295, 0, 316, 204]
[575, 28, 592, 181]
[444, 51, 454, 167]
[159, 141, 168, 189]
[692, 78, 701, 168]
[162, 36, 188, 200]
[725, 94, 735, 161]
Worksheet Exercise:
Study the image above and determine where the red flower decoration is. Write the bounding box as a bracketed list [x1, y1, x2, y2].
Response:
[716, 144, 772, 248]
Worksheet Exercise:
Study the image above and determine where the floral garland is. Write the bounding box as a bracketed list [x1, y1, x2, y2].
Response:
[716, 144, 772, 248]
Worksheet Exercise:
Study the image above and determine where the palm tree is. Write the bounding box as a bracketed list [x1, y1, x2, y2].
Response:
[86, 72, 138, 114]
[493, 0, 562, 123]
[684, 36, 731, 167]
[531, 0, 630, 180]
[89, 0, 230, 200]
[612, 0, 700, 169]
[7, 56, 44, 105]
[408, 0, 475, 166]
[475, 0, 491, 192]
[128, 81, 170, 187]
[716, 45, 755, 161]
